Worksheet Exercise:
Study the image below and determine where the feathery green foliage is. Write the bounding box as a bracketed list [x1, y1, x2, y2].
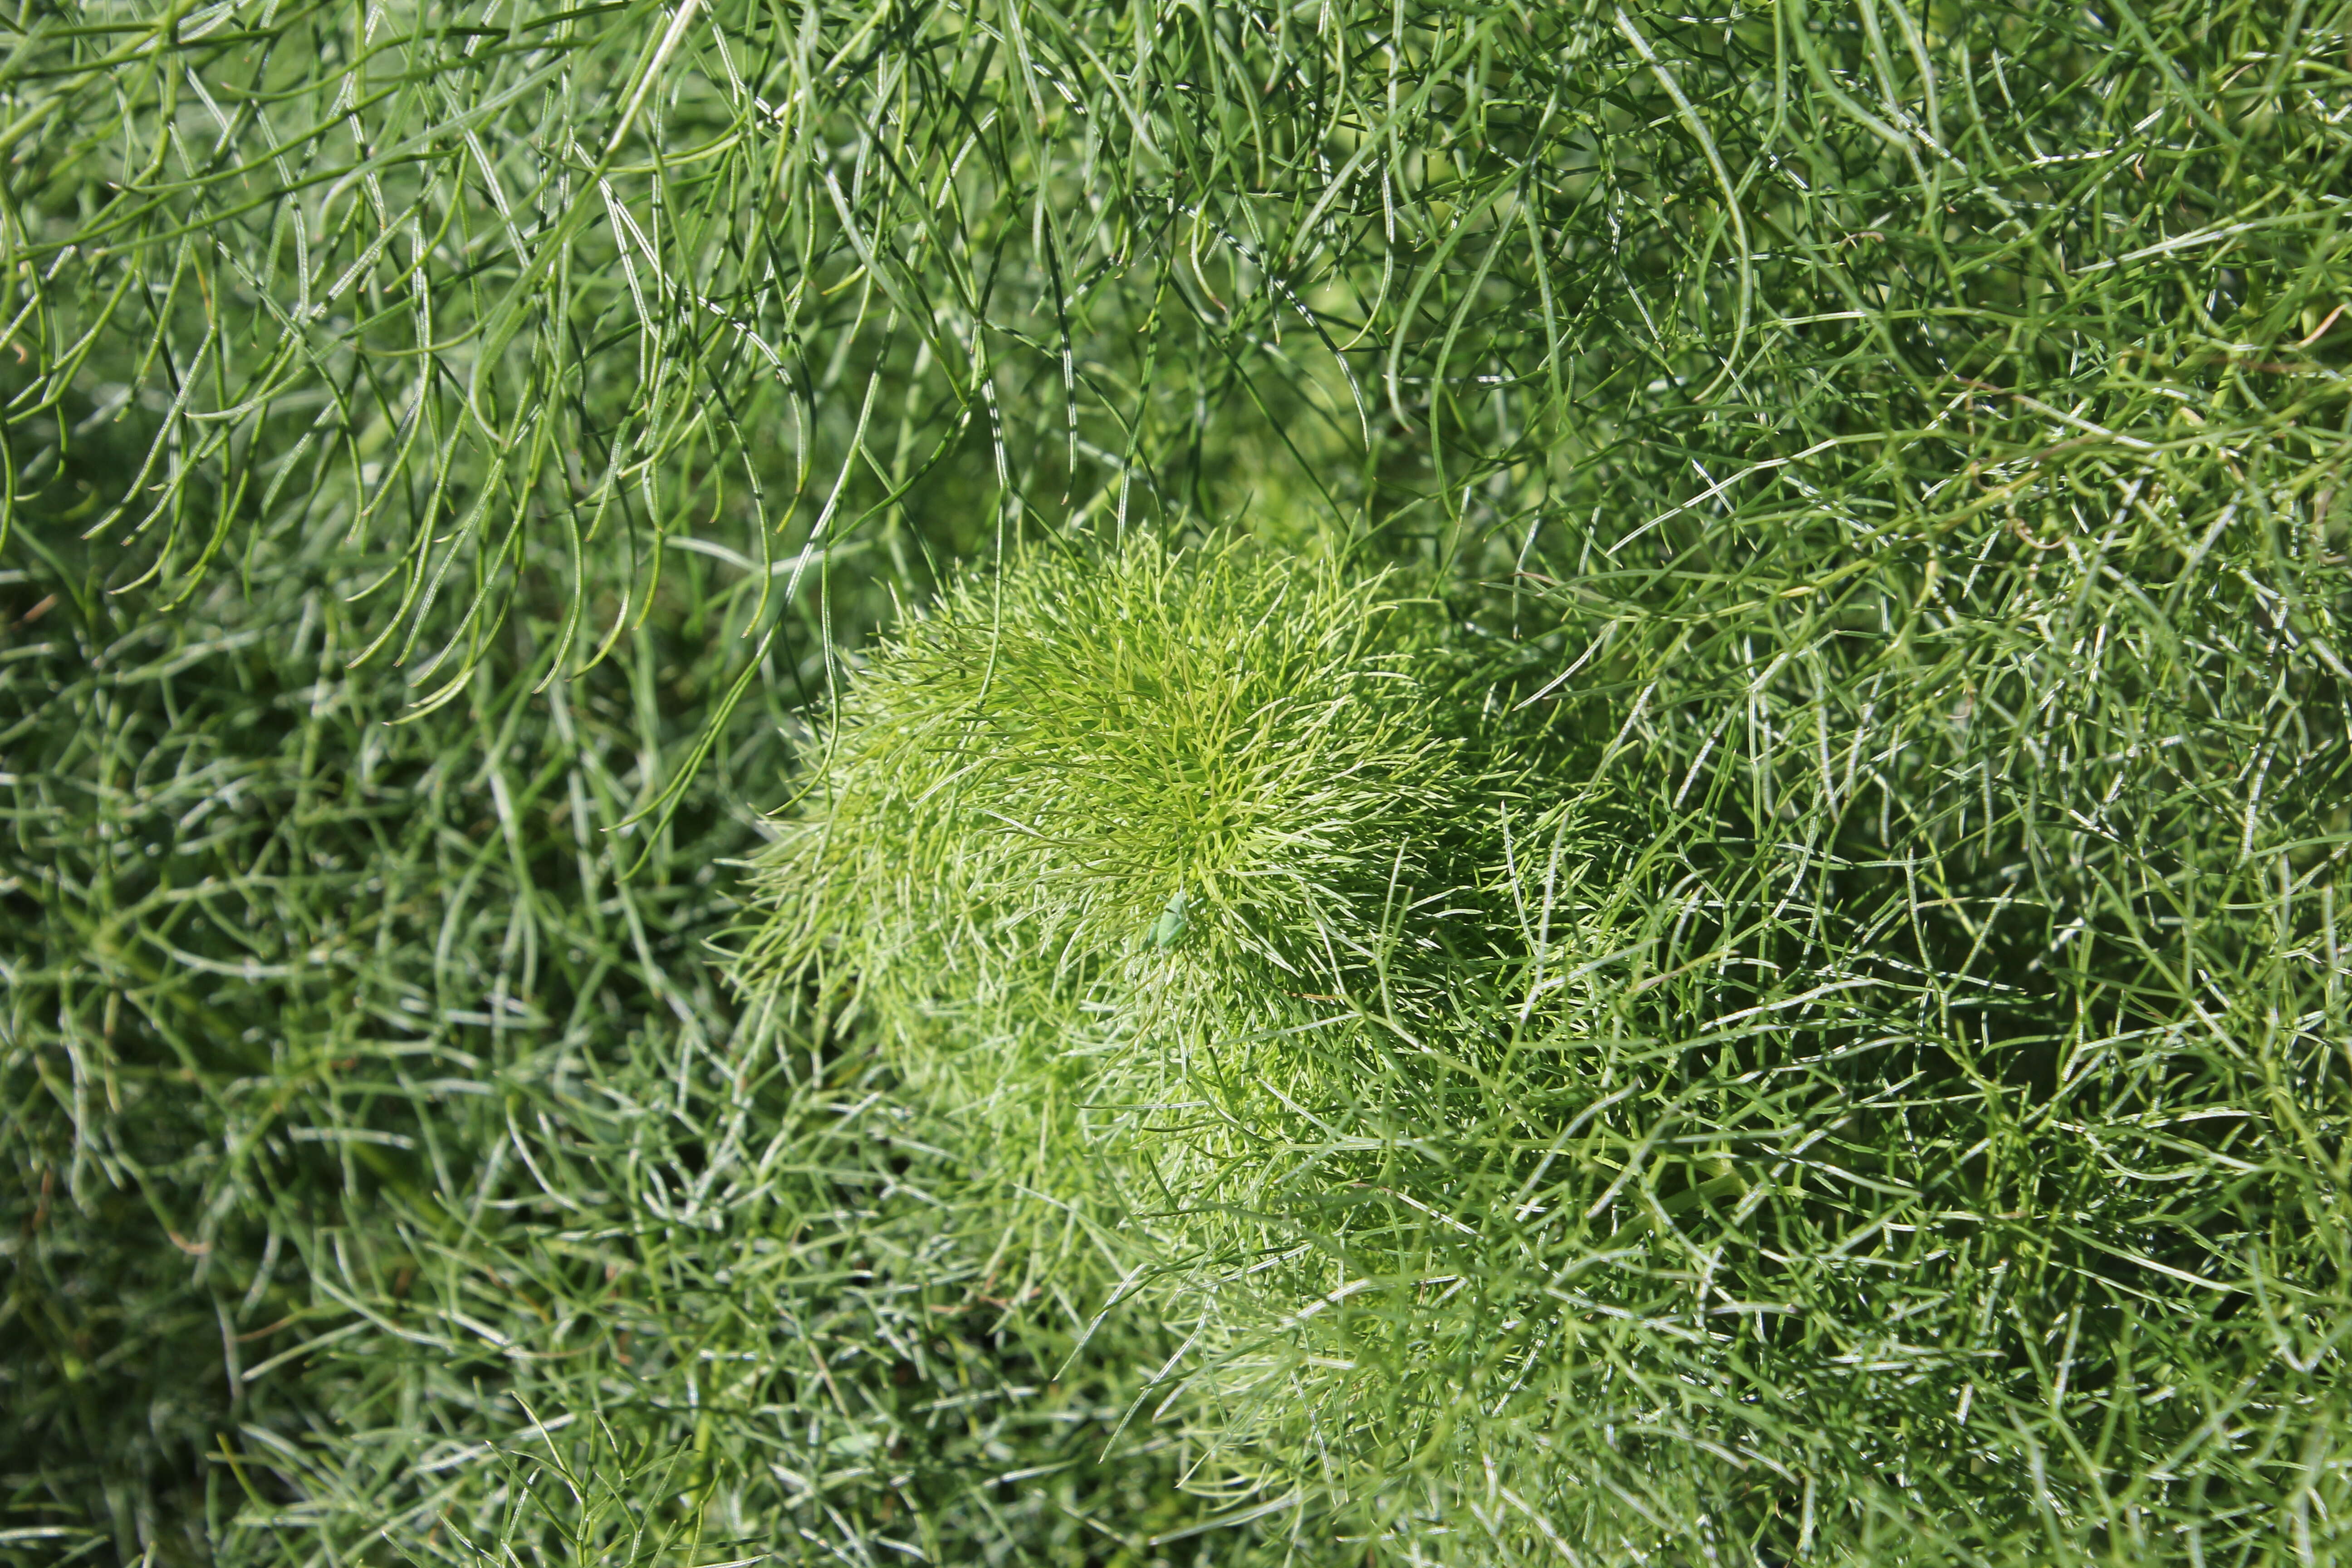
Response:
[743, 535, 1467, 1014]
[6, 0, 2352, 1562]
[735, 534, 1512, 1182]
[0, 524, 1282, 1568]
[732, 531, 1620, 1328]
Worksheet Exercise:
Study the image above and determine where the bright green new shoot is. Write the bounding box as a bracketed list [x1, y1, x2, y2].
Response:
[734, 534, 1536, 1234]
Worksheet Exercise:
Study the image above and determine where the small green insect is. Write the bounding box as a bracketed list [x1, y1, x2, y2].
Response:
[1149, 888, 1189, 950]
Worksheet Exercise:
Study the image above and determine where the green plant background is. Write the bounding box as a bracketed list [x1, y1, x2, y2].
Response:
[4, 0, 2351, 1563]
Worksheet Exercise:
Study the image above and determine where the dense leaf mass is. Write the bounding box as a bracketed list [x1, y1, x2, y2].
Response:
[740, 536, 1470, 1042]
[5, 0, 2352, 1562]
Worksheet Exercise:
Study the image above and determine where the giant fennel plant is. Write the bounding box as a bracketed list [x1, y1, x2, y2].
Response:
[735, 532, 1599, 1250]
